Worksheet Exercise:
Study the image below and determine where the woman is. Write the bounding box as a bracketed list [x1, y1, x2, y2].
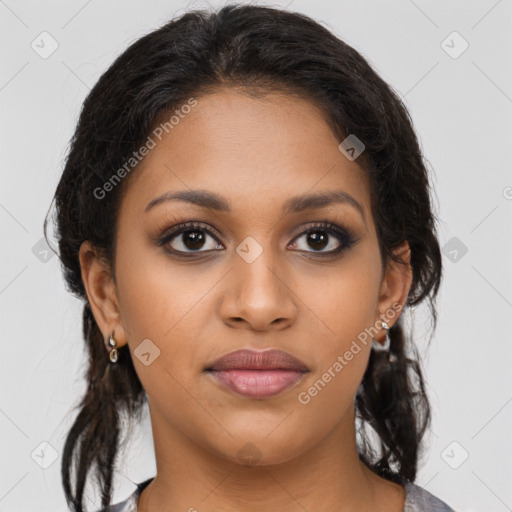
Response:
[47, 3, 455, 511]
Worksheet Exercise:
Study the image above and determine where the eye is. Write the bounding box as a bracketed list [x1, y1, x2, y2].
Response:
[156, 220, 358, 258]
[157, 221, 224, 255]
[289, 222, 357, 256]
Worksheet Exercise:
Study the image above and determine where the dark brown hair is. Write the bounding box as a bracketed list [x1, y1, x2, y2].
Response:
[45, 4, 442, 510]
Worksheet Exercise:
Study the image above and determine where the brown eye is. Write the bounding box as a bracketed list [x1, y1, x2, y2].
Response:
[158, 222, 224, 255]
[178, 230, 207, 251]
[289, 222, 357, 255]
[305, 232, 330, 251]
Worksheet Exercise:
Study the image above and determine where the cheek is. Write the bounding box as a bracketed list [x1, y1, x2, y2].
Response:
[294, 251, 382, 344]
[292, 275, 376, 434]
[115, 243, 214, 339]
[114, 247, 221, 403]
[291, 254, 380, 405]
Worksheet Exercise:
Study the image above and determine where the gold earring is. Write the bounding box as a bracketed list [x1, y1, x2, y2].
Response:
[108, 331, 118, 363]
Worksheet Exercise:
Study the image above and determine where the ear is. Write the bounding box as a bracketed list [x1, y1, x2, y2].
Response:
[79, 240, 127, 349]
[374, 240, 412, 345]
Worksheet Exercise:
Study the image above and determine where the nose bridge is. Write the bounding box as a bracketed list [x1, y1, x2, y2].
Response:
[235, 235, 284, 300]
[220, 234, 297, 329]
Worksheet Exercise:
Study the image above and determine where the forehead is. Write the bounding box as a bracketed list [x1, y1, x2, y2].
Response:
[119, 88, 371, 221]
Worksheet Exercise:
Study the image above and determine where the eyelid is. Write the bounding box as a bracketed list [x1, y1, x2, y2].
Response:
[155, 220, 223, 246]
[290, 220, 352, 240]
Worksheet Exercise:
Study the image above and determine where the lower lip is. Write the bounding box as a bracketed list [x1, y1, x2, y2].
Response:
[207, 369, 306, 398]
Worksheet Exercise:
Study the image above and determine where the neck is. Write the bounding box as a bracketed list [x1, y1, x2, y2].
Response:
[138, 401, 405, 512]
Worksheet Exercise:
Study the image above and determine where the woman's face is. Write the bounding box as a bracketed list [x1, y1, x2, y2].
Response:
[83, 88, 410, 466]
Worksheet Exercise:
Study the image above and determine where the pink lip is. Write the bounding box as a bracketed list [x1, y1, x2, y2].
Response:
[206, 348, 309, 372]
[205, 349, 309, 399]
[208, 369, 306, 398]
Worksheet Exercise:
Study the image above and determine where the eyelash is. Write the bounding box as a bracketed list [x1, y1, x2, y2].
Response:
[156, 220, 358, 258]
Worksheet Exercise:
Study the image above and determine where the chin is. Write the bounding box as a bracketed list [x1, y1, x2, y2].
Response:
[202, 428, 314, 467]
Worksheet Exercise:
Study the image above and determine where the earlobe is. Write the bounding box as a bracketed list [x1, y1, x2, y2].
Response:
[375, 241, 412, 342]
[78, 241, 126, 348]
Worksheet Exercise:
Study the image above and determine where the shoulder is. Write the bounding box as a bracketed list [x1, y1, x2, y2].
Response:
[404, 481, 457, 511]
[95, 478, 154, 512]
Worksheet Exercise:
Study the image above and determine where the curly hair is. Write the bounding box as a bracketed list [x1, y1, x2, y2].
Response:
[45, 4, 442, 510]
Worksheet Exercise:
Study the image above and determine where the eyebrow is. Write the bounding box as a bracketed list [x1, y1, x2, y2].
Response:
[145, 189, 366, 223]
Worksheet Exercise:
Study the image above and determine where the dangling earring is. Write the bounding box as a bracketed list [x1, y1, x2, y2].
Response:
[108, 331, 118, 363]
[371, 320, 390, 352]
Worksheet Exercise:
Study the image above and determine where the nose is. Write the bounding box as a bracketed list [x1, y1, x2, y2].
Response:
[218, 247, 298, 332]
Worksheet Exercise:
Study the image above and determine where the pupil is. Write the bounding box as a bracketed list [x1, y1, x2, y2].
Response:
[308, 232, 328, 250]
[184, 230, 205, 250]
[180, 230, 329, 251]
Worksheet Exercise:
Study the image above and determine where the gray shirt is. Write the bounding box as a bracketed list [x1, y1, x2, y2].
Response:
[98, 477, 456, 511]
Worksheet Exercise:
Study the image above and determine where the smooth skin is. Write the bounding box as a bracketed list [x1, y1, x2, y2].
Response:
[79, 88, 412, 512]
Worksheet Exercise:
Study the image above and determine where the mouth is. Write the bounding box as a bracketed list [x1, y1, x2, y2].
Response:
[204, 349, 309, 399]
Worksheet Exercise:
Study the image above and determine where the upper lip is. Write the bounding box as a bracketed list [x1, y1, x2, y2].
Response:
[206, 349, 309, 372]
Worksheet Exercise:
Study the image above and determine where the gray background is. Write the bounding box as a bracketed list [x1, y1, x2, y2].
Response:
[1, 0, 511, 511]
